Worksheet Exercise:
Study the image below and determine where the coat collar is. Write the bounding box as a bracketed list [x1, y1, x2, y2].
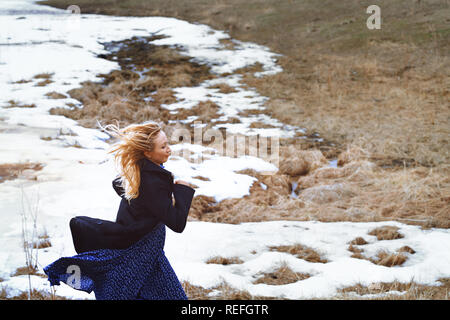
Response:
[140, 158, 173, 180]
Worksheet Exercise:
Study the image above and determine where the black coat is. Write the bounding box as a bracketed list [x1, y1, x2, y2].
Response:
[69, 158, 196, 253]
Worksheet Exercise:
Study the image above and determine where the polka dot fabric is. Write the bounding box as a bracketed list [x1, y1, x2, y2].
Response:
[43, 223, 187, 300]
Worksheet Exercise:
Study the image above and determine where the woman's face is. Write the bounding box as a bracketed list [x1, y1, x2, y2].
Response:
[144, 131, 171, 165]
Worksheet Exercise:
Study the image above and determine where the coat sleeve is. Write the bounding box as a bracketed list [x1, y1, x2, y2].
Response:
[136, 175, 195, 233]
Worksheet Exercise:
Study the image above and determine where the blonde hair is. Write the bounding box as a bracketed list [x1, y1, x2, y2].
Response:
[98, 120, 162, 202]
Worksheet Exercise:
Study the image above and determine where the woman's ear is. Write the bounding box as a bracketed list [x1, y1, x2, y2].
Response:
[143, 151, 154, 162]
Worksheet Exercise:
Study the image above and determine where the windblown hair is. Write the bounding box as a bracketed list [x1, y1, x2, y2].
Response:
[98, 120, 162, 202]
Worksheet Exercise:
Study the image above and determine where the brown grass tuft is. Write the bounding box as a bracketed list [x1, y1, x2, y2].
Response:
[368, 226, 404, 241]
[350, 237, 368, 245]
[192, 175, 211, 182]
[270, 244, 328, 263]
[187, 195, 220, 221]
[12, 266, 44, 277]
[4, 100, 36, 109]
[175, 100, 221, 123]
[44, 91, 67, 99]
[338, 146, 370, 167]
[206, 256, 244, 265]
[12, 79, 32, 84]
[34, 79, 53, 87]
[207, 82, 238, 93]
[0, 162, 44, 183]
[299, 183, 357, 204]
[349, 246, 408, 268]
[33, 233, 52, 249]
[33, 72, 53, 79]
[280, 147, 328, 177]
[348, 244, 365, 259]
[253, 263, 311, 285]
[374, 251, 408, 267]
[398, 246, 416, 254]
[181, 281, 214, 300]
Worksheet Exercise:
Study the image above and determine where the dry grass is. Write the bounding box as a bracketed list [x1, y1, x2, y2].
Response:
[39, 0, 449, 168]
[4, 100, 36, 109]
[398, 246, 416, 254]
[190, 146, 449, 229]
[336, 278, 450, 300]
[348, 243, 413, 267]
[175, 100, 222, 123]
[248, 121, 278, 129]
[206, 256, 244, 265]
[244, 50, 449, 169]
[374, 251, 408, 267]
[0, 288, 68, 300]
[187, 195, 221, 221]
[34, 79, 53, 87]
[269, 244, 328, 263]
[49, 35, 215, 129]
[12, 79, 32, 84]
[12, 266, 47, 278]
[0, 162, 43, 183]
[44, 91, 67, 99]
[207, 82, 238, 94]
[32, 232, 52, 249]
[181, 281, 278, 300]
[253, 263, 311, 285]
[182, 276, 450, 300]
[33, 72, 53, 79]
[192, 175, 211, 181]
[348, 244, 364, 259]
[181, 281, 215, 300]
[368, 226, 404, 241]
[350, 237, 368, 245]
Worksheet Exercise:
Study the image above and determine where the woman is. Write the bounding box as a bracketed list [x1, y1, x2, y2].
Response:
[44, 120, 195, 300]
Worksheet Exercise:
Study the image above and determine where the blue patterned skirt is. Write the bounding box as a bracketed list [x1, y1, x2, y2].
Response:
[43, 223, 187, 300]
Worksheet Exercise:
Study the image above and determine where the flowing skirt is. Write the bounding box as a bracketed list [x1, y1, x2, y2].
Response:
[43, 223, 187, 300]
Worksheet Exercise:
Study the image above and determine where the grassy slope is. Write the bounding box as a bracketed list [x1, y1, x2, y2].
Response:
[33, 0, 449, 228]
[37, 0, 449, 55]
[37, 0, 449, 168]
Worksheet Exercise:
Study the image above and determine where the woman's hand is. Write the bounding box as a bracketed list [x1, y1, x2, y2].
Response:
[175, 180, 190, 187]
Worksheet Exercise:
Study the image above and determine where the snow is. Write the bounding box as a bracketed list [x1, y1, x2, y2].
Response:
[0, 0, 449, 300]
[166, 220, 450, 299]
